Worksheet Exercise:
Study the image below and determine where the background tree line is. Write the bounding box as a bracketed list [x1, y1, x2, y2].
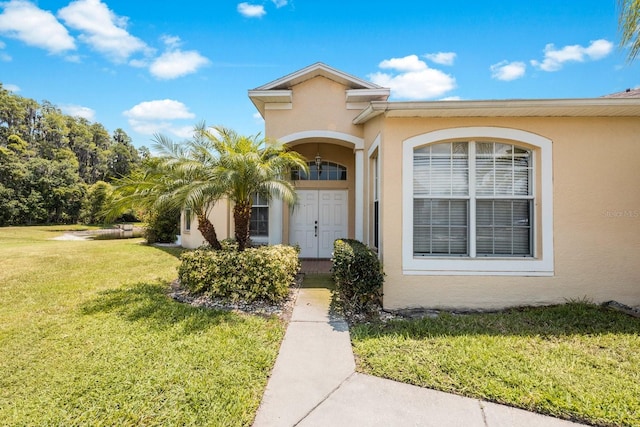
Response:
[0, 83, 146, 226]
[3, 0, 636, 229]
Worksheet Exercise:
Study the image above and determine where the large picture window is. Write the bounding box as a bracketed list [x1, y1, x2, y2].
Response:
[402, 127, 553, 276]
[413, 141, 533, 257]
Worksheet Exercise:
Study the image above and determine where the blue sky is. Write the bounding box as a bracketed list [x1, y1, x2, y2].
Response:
[1, 0, 638, 148]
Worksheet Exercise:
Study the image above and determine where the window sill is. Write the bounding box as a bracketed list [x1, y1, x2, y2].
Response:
[250, 236, 269, 245]
[402, 257, 554, 276]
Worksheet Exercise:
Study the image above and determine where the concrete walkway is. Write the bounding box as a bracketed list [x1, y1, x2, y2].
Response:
[253, 285, 586, 427]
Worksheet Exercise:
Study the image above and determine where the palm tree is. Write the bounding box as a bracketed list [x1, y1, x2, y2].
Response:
[108, 131, 225, 249]
[619, 0, 640, 61]
[199, 125, 308, 251]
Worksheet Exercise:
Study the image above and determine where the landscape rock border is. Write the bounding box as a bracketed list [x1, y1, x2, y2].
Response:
[168, 275, 303, 321]
[603, 300, 640, 318]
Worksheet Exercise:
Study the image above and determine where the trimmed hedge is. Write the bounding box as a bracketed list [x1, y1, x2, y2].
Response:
[332, 239, 384, 313]
[178, 244, 300, 303]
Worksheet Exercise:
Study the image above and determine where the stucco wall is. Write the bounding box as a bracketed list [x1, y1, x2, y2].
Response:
[265, 76, 364, 140]
[180, 200, 232, 249]
[379, 116, 640, 310]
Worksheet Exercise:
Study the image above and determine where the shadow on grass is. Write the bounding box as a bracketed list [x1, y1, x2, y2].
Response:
[145, 243, 186, 259]
[354, 302, 640, 339]
[81, 281, 243, 334]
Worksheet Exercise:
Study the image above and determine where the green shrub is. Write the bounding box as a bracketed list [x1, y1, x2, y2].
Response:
[332, 239, 384, 314]
[178, 245, 300, 303]
[143, 205, 179, 244]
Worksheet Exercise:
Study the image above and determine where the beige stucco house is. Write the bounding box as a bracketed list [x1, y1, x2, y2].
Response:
[181, 62, 640, 311]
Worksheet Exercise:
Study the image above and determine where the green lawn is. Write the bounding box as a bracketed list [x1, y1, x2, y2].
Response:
[351, 303, 640, 427]
[0, 226, 285, 426]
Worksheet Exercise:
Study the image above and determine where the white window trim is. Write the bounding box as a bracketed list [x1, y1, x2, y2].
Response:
[355, 148, 364, 241]
[368, 134, 381, 255]
[402, 127, 554, 276]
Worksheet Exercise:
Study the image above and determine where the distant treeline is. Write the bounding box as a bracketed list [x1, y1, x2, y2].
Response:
[0, 83, 147, 225]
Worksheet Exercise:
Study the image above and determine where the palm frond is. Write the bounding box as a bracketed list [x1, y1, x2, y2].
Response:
[619, 0, 640, 61]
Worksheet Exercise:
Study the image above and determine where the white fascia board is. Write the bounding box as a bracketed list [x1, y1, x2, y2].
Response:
[247, 89, 292, 103]
[354, 98, 640, 123]
[353, 103, 386, 124]
[248, 89, 293, 116]
[346, 88, 390, 103]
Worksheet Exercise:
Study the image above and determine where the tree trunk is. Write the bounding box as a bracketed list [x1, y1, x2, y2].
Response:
[196, 212, 222, 250]
[233, 202, 252, 251]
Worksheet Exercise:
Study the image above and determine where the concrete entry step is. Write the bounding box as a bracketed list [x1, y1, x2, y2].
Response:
[299, 258, 332, 274]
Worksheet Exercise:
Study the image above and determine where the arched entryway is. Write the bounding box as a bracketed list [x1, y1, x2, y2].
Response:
[281, 134, 360, 258]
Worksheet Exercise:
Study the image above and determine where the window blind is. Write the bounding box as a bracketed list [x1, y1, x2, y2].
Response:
[413, 141, 533, 258]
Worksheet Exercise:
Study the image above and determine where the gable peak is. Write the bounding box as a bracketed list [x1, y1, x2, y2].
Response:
[253, 62, 384, 91]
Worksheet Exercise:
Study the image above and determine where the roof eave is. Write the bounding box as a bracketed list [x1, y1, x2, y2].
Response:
[248, 89, 293, 117]
[353, 99, 640, 124]
[346, 88, 390, 104]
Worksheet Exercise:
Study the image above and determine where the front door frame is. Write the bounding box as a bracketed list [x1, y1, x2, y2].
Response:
[290, 189, 348, 258]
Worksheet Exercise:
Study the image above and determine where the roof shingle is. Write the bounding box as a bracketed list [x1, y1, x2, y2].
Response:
[603, 88, 640, 98]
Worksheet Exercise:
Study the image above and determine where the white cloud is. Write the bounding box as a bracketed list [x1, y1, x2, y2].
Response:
[124, 99, 196, 139]
[149, 49, 210, 79]
[3, 83, 20, 92]
[253, 111, 264, 123]
[490, 60, 526, 81]
[424, 52, 456, 66]
[237, 3, 266, 18]
[369, 55, 456, 100]
[61, 104, 95, 120]
[126, 119, 162, 135]
[128, 119, 196, 139]
[584, 39, 614, 59]
[271, 0, 288, 7]
[124, 99, 195, 121]
[129, 58, 147, 68]
[161, 34, 182, 49]
[530, 39, 613, 72]
[0, 0, 75, 54]
[171, 125, 197, 139]
[58, 0, 150, 63]
[379, 54, 427, 72]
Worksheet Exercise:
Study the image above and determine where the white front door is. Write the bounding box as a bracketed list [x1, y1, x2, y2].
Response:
[290, 190, 348, 258]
